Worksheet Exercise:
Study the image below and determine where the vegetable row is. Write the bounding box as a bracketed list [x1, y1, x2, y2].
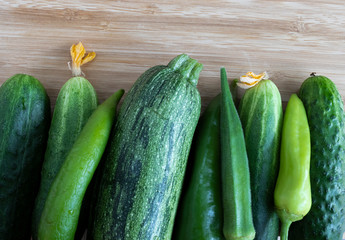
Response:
[0, 43, 344, 240]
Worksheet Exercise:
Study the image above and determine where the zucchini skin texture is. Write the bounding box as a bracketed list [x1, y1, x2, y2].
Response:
[290, 75, 345, 240]
[0, 74, 51, 240]
[32, 76, 97, 240]
[173, 94, 224, 240]
[238, 80, 282, 240]
[92, 54, 202, 240]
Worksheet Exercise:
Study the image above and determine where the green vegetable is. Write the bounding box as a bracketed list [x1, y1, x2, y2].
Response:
[38, 89, 124, 240]
[173, 94, 224, 240]
[32, 42, 98, 240]
[274, 93, 311, 240]
[91, 54, 202, 240]
[238, 79, 282, 240]
[290, 74, 345, 240]
[220, 68, 255, 240]
[230, 79, 239, 106]
[0, 74, 50, 240]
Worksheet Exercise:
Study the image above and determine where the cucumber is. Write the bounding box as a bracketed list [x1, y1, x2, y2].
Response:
[289, 75, 345, 240]
[32, 76, 97, 240]
[0, 74, 51, 240]
[91, 54, 202, 240]
[238, 80, 282, 240]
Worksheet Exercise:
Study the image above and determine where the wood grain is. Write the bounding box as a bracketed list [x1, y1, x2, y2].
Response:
[1, 1, 345, 239]
[1, 0, 345, 109]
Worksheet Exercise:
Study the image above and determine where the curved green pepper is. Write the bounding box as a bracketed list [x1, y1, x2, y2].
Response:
[173, 94, 223, 240]
[38, 89, 124, 240]
[274, 93, 311, 240]
[220, 68, 255, 240]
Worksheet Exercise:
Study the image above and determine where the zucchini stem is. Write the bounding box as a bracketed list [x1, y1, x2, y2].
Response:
[168, 54, 203, 86]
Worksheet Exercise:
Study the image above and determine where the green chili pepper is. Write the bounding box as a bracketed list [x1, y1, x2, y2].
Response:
[220, 67, 255, 240]
[173, 77, 239, 240]
[274, 93, 312, 240]
[173, 94, 224, 240]
[38, 89, 124, 240]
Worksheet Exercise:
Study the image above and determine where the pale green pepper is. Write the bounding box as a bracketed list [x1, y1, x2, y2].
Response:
[274, 93, 312, 240]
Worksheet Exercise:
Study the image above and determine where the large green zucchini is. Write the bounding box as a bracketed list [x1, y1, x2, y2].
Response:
[289, 75, 345, 240]
[91, 54, 202, 240]
[32, 76, 97, 240]
[0, 74, 51, 239]
[238, 80, 282, 240]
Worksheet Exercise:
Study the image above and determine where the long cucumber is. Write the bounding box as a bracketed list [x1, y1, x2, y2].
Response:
[32, 42, 98, 240]
[238, 79, 282, 240]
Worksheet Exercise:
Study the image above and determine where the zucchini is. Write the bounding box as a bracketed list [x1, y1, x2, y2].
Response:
[238, 79, 282, 240]
[32, 42, 98, 240]
[0, 74, 51, 240]
[91, 54, 202, 240]
[290, 74, 345, 240]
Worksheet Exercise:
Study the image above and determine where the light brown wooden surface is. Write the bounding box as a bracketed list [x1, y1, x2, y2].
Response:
[1, 0, 345, 108]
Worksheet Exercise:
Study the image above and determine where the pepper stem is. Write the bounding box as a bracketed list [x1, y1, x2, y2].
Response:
[70, 42, 96, 76]
[280, 220, 292, 240]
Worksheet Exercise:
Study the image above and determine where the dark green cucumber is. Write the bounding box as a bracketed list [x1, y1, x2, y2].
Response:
[91, 54, 202, 240]
[0, 74, 51, 240]
[290, 75, 345, 240]
[238, 80, 282, 240]
[32, 76, 97, 240]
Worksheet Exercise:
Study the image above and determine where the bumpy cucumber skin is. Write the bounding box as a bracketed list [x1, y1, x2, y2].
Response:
[289, 75, 345, 240]
[238, 80, 282, 240]
[32, 76, 97, 240]
[92, 55, 201, 240]
[0, 74, 51, 240]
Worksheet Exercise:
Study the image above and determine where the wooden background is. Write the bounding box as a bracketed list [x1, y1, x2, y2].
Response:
[1, 1, 345, 239]
[1, 0, 345, 109]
